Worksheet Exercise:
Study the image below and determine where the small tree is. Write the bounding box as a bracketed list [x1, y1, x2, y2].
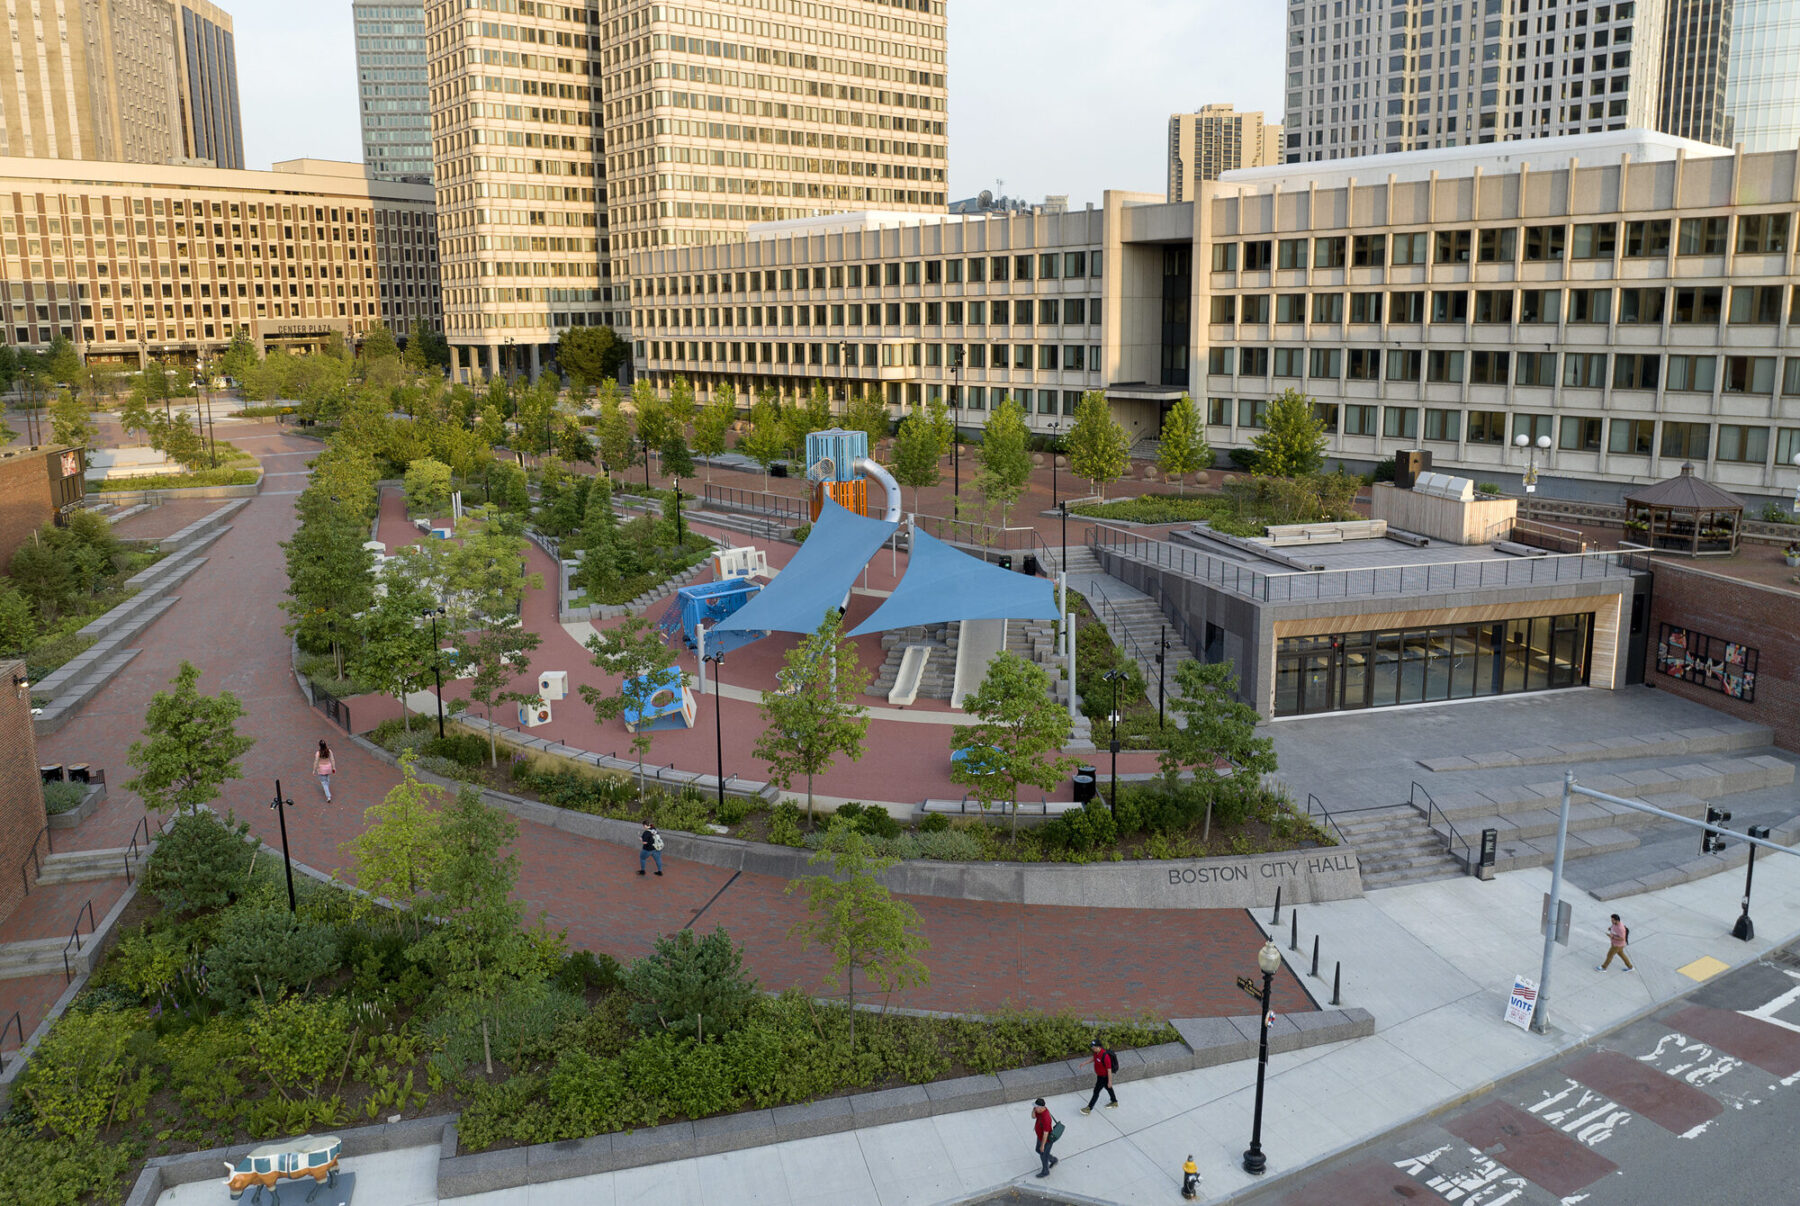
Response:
[1156, 394, 1210, 495]
[403, 456, 453, 517]
[888, 409, 941, 513]
[405, 319, 452, 372]
[126, 660, 255, 816]
[350, 554, 439, 732]
[1250, 387, 1328, 478]
[631, 380, 669, 485]
[739, 395, 788, 488]
[342, 751, 445, 936]
[359, 324, 400, 363]
[974, 397, 1032, 524]
[787, 827, 930, 1048]
[448, 510, 544, 764]
[842, 388, 890, 449]
[660, 430, 695, 482]
[1066, 390, 1130, 501]
[579, 615, 680, 793]
[1157, 660, 1277, 841]
[622, 927, 758, 1039]
[754, 610, 870, 825]
[594, 383, 635, 480]
[666, 375, 697, 438]
[952, 651, 1075, 835]
[692, 383, 735, 482]
[555, 325, 626, 392]
[50, 390, 96, 450]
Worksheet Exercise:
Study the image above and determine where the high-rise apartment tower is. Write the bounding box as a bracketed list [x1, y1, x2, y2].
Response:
[354, 0, 434, 182]
[1659, 0, 1733, 144]
[424, 0, 948, 381]
[1725, 0, 1800, 151]
[176, 1, 243, 169]
[1167, 104, 1282, 202]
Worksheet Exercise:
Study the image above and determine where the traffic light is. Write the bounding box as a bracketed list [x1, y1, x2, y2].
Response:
[1702, 805, 1732, 854]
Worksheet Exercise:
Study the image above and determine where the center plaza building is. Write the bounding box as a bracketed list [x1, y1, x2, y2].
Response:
[628, 128, 1800, 715]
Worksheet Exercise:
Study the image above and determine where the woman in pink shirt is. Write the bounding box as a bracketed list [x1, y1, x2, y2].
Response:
[1598, 913, 1633, 971]
[313, 739, 336, 803]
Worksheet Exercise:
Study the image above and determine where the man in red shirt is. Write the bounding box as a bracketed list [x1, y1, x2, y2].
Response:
[1032, 1098, 1059, 1177]
[1081, 1039, 1118, 1113]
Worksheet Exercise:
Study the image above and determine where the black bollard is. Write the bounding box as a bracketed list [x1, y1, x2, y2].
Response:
[1289, 909, 1299, 953]
[1310, 934, 1320, 978]
[1270, 886, 1282, 926]
[1331, 962, 1342, 1006]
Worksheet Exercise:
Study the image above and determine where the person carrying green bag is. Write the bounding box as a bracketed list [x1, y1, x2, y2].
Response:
[1032, 1098, 1062, 1178]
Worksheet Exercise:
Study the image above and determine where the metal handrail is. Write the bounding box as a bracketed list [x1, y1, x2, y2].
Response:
[124, 815, 152, 886]
[18, 824, 50, 896]
[701, 482, 808, 523]
[61, 899, 96, 982]
[1081, 576, 1157, 682]
[1412, 780, 1473, 874]
[1304, 793, 1350, 846]
[0, 1011, 22, 1073]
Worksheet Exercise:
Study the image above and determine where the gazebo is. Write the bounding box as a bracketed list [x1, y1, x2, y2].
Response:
[1623, 463, 1744, 556]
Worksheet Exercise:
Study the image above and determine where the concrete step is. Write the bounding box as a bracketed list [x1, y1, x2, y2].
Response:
[35, 846, 144, 886]
[1420, 721, 1775, 772]
[32, 647, 145, 736]
[151, 497, 250, 553]
[0, 938, 74, 981]
[1422, 758, 1794, 822]
[124, 529, 224, 591]
[1362, 861, 1469, 889]
[1434, 793, 1709, 847]
[1485, 826, 1643, 874]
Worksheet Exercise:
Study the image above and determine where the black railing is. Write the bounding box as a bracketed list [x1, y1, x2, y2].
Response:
[1304, 794, 1350, 846]
[0, 1011, 22, 1073]
[1082, 576, 1157, 682]
[62, 899, 96, 982]
[19, 824, 50, 896]
[912, 513, 1060, 577]
[1412, 780, 1472, 874]
[311, 686, 352, 733]
[124, 815, 151, 886]
[701, 483, 808, 524]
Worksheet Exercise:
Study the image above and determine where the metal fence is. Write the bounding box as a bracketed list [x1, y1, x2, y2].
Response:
[911, 513, 1061, 578]
[311, 686, 353, 733]
[701, 483, 808, 524]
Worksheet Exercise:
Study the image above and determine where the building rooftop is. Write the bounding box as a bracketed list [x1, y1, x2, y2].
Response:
[1218, 129, 1731, 193]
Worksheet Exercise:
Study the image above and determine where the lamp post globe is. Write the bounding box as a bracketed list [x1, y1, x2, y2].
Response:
[1257, 939, 1282, 975]
[1242, 938, 1284, 1175]
[1514, 433, 1529, 448]
[1536, 435, 1551, 451]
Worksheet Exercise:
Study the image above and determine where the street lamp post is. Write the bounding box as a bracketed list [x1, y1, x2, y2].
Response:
[1059, 500, 1068, 574]
[1102, 669, 1124, 819]
[951, 348, 963, 499]
[198, 351, 217, 467]
[672, 480, 684, 547]
[1156, 625, 1169, 729]
[837, 340, 848, 410]
[704, 650, 726, 812]
[1514, 432, 1551, 493]
[425, 607, 446, 739]
[269, 780, 298, 914]
[1734, 824, 1772, 941]
[1048, 421, 1060, 505]
[505, 336, 516, 385]
[1241, 938, 1283, 1175]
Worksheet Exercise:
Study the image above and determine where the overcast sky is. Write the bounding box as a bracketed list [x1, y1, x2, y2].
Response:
[237, 0, 1283, 204]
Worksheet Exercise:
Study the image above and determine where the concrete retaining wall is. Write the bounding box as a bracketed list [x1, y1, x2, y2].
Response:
[90, 478, 262, 506]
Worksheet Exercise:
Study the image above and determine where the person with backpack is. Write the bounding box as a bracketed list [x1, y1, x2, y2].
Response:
[1031, 1098, 1061, 1177]
[1598, 913, 1633, 971]
[1081, 1038, 1119, 1113]
[639, 821, 664, 876]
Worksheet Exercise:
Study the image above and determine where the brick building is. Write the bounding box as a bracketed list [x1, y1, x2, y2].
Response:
[0, 658, 46, 927]
[0, 444, 85, 570]
[1647, 559, 1800, 750]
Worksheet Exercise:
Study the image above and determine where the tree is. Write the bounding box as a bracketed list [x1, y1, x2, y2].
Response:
[952, 651, 1075, 835]
[1156, 394, 1210, 495]
[842, 389, 890, 449]
[49, 390, 95, 450]
[44, 332, 81, 385]
[973, 397, 1032, 524]
[450, 512, 544, 765]
[666, 375, 697, 438]
[594, 383, 635, 480]
[784, 383, 833, 458]
[350, 553, 439, 732]
[888, 409, 941, 513]
[630, 379, 669, 484]
[787, 827, 929, 1048]
[359, 324, 400, 363]
[281, 503, 374, 677]
[219, 330, 259, 382]
[403, 456, 453, 517]
[556, 417, 594, 465]
[125, 660, 255, 816]
[754, 610, 871, 826]
[1250, 387, 1328, 478]
[555, 325, 626, 392]
[738, 394, 787, 488]
[1157, 660, 1277, 841]
[692, 383, 735, 482]
[415, 786, 534, 1074]
[341, 752, 445, 936]
[153, 410, 209, 471]
[660, 430, 695, 482]
[405, 320, 452, 373]
[576, 479, 621, 597]
[475, 403, 507, 448]
[580, 615, 680, 792]
[622, 927, 758, 1039]
[1066, 390, 1130, 501]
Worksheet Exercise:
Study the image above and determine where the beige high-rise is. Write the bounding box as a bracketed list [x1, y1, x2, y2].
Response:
[0, 0, 241, 168]
[1167, 104, 1281, 202]
[425, 0, 948, 380]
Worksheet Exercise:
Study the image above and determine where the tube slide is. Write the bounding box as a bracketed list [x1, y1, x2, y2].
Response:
[853, 456, 903, 524]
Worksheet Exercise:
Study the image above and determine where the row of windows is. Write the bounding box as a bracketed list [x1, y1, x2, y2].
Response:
[647, 296, 1103, 330]
[1208, 285, 1800, 327]
[649, 339, 1104, 373]
[1214, 398, 1800, 466]
[1209, 213, 1792, 271]
[644, 250, 1103, 298]
[1209, 347, 1800, 395]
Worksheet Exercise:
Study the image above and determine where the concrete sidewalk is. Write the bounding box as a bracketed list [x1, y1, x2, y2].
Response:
[158, 840, 1800, 1206]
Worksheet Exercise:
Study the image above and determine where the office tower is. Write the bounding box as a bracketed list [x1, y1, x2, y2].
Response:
[425, 0, 948, 380]
[1168, 104, 1283, 201]
[1659, 0, 1733, 144]
[1283, 0, 1676, 162]
[0, 0, 240, 168]
[1726, 0, 1800, 151]
[176, 1, 244, 169]
[354, 0, 433, 182]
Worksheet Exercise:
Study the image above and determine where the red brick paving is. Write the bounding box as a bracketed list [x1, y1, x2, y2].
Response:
[31, 420, 1300, 1020]
[1561, 1050, 1720, 1136]
[1442, 1100, 1617, 1198]
[0, 974, 69, 1057]
[1664, 1004, 1800, 1077]
[107, 498, 236, 542]
[0, 877, 128, 945]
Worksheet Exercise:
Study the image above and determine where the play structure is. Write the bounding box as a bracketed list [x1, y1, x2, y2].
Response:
[623, 668, 697, 732]
[539, 670, 568, 700]
[804, 429, 901, 524]
[712, 545, 770, 580]
[519, 699, 553, 727]
[658, 577, 767, 655]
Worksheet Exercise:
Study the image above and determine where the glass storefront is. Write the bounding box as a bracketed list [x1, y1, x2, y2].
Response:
[1274, 613, 1592, 716]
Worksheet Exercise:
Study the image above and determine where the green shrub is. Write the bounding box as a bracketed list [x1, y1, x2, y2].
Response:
[714, 795, 751, 826]
[917, 812, 950, 834]
[243, 996, 352, 1095]
[623, 927, 757, 1039]
[830, 802, 900, 840]
[0, 1128, 136, 1206]
[40, 781, 87, 815]
[421, 733, 488, 766]
[767, 800, 804, 847]
[551, 949, 622, 995]
[651, 787, 712, 833]
[142, 811, 255, 914]
[202, 908, 342, 1008]
[159, 1018, 253, 1123]
[1068, 494, 1233, 525]
[16, 1007, 154, 1139]
[429, 982, 587, 1076]
[1040, 799, 1118, 854]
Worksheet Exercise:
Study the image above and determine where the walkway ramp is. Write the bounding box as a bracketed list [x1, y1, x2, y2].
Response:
[888, 645, 932, 706]
[950, 619, 1006, 710]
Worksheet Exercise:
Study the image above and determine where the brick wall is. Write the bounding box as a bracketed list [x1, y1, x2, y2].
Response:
[0, 447, 56, 569]
[1648, 563, 1800, 752]
[0, 657, 46, 927]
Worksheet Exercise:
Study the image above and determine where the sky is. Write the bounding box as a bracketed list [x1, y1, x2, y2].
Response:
[235, 0, 1283, 205]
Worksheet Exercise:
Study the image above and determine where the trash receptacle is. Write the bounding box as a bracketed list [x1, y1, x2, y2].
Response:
[1072, 773, 1096, 804]
[39, 764, 63, 783]
[1022, 554, 1042, 576]
[1477, 827, 1498, 881]
[996, 554, 1013, 571]
[770, 462, 789, 478]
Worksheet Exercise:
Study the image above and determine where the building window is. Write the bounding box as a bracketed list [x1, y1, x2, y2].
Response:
[1473, 290, 1513, 323]
[1610, 419, 1656, 456]
[1313, 237, 1346, 268]
[1513, 413, 1554, 445]
[1390, 232, 1428, 265]
[1729, 286, 1784, 325]
[1516, 352, 1558, 387]
[1560, 416, 1603, 452]
[1344, 404, 1377, 436]
[1735, 213, 1790, 255]
[1612, 354, 1660, 390]
[1349, 292, 1382, 323]
[1208, 347, 1235, 374]
[1661, 422, 1711, 460]
[1570, 222, 1617, 259]
[1518, 289, 1561, 323]
[1672, 287, 1722, 324]
[1347, 348, 1381, 380]
[1242, 240, 1271, 270]
[1273, 347, 1304, 377]
[1724, 356, 1776, 394]
[1523, 225, 1566, 261]
[1241, 294, 1271, 323]
[1207, 397, 1231, 425]
[1563, 353, 1607, 389]
[1477, 227, 1516, 262]
[1210, 296, 1236, 324]
[1775, 427, 1800, 464]
[1469, 351, 1509, 385]
[1386, 349, 1422, 381]
[1434, 229, 1471, 264]
[1278, 238, 1308, 269]
[1312, 293, 1344, 323]
[1238, 398, 1269, 428]
[1383, 406, 1418, 439]
[1427, 350, 1465, 383]
[1390, 291, 1425, 322]
[1313, 402, 1339, 433]
[1677, 216, 1728, 255]
[1309, 347, 1342, 378]
[1240, 346, 1269, 375]
[1424, 408, 1460, 442]
[1276, 293, 1306, 323]
[1623, 219, 1670, 257]
[1567, 289, 1612, 323]
[1467, 411, 1507, 445]
[1716, 425, 1769, 464]
[1351, 234, 1386, 267]
[1785, 359, 1800, 397]
[1430, 291, 1469, 323]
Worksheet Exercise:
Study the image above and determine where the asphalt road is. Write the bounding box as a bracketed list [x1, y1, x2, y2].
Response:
[1252, 940, 1800, 1206]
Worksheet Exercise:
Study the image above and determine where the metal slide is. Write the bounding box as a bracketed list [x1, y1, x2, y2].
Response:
[950, 619, 1007, 710]
[853, 456, 902, 524]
